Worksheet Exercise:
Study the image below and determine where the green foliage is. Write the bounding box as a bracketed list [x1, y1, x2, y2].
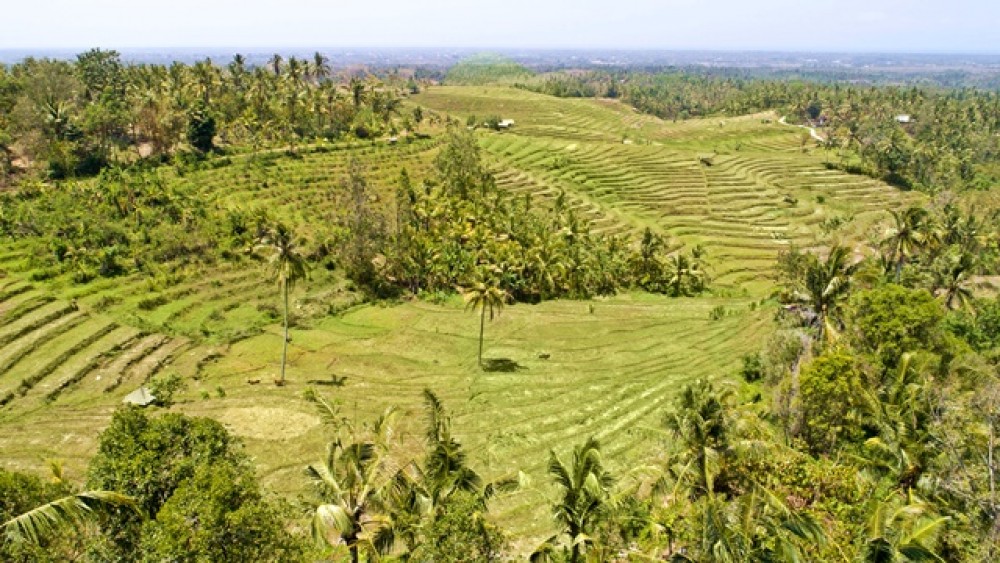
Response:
[146, 371, 185, 407]
[0, 51, 409, 179]
[186, 103, 216, 153]
[0, 469, 76, 562]
[847, 285, 945, 372]
[139, 465, 302, 562]
[944, 297, 1000, 352]
[739, 352, 764, 382]
[382, 128, 710, 302]
[445, 54, 534, 85]
[86, 407, 248, 557]
[421, 491, 507, 562]
[799, 349, 866, 454]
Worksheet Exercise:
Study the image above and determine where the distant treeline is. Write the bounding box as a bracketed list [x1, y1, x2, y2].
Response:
[0, 49, 429, 183]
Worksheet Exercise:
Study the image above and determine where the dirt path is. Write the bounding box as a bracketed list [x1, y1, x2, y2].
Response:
[779, 116, 826, 143]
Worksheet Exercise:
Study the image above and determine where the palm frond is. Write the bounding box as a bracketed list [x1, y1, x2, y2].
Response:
[2, 490, 138, 545]
[312, 503, 355, 545]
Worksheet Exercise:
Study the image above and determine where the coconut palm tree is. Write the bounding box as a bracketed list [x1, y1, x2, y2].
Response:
[882, 207, 931, 281]
[463, 279, 509, 368]
[369, 389, 517, 558]
[863, 493, 949, 563]
[861, 353, 936, 491]
[2, 490, 137, 546]
[311, 51, 331, 84]
[350, 77, 366, 108]
[667, 252, 707, 297]
[531, 437, 615, 563]
[663, 380, 736, 499]
[257, 222, 308, 385]
[934, 251, 976, 311]
[268, 53, 283, 76]
[306, 391, 397, 563]
[787, 245, 857, 343]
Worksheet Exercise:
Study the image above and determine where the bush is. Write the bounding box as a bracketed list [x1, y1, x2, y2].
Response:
[147, 372, 186, 407]
[138, 465, 302, 562]
[739, 352, 764, 382]
[87, 407, 247, 557]
[799, 349, 865, 454]
[847, 284, 945, 373]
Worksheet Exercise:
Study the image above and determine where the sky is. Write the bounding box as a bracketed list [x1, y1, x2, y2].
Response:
[1, 0, 998, 53]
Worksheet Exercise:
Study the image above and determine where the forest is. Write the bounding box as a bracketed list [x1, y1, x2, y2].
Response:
[0, 49, 998, 561]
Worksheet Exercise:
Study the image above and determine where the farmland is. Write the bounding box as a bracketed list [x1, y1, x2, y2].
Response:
[0, 85, 920, 546]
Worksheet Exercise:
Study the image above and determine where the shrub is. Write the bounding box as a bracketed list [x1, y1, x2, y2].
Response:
[147, 372, 186, 407]
[847, 284, 945, 373]
[739, 352, 764, 382]
[799, 349, 865, 454]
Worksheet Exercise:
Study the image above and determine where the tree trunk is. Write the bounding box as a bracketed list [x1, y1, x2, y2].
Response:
[478, 306, 486, 368]
[281, 280, 289, 384]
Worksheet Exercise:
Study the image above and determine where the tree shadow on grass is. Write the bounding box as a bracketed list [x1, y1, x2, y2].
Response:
[481, 358, 526, 373]
[307, 374, 348, 387]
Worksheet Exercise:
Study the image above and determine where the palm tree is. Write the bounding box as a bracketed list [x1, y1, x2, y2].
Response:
[268, 53, 283, 76]
[257, 222, 308, 385]
[350, 77, 366, 108]
[418, 389, 515, 507]
[861, 353, 937, 491]
[463, 280, 509, 368]
[787, 245, 857, 343]
[306, 391, 397, 563]
[934, 251, 976, 311]
[286, 57, 305, 85]
[311, 51, 331, 83]
[863, 493, 949, 562]
[882, 207, 931, 282]
[2, 490, 137, 546]
[662, 380, 736, 498]
[370, 390, 517, 558]
[667, 252, 707, 296]
[532, 437, 615, 563]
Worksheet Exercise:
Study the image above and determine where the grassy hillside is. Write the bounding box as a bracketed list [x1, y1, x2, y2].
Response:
[0, 85, 918, 546]
[0, 290, 770, 543]
[415, 86, 918, 292]
[444, 53, 535, 85]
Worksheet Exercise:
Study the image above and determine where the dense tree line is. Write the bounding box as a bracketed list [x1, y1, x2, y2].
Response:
[368, 129, 709, 301]
[0, 49, 423, 183]
[0, 129, 711, 300]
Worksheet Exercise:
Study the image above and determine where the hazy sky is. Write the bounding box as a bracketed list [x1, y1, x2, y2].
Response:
[2, 0, 998, 53]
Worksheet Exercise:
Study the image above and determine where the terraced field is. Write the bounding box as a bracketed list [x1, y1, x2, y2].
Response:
[0, 276, 195, 412]
[0, 86, 918, 547]
[416, 86, 918, 292]
[0, 291, 770, 547]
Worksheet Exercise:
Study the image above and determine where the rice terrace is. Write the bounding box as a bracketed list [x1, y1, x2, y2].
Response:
[1, 7, 1000, 561]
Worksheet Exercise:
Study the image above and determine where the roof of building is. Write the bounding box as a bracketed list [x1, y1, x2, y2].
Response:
[122, 386, 157, 407]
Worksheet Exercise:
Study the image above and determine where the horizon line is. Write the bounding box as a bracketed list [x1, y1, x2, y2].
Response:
[2, 46, 1000, 57]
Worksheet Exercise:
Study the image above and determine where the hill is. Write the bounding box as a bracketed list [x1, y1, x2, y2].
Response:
[444, 53, 535, 85]
[0, 84, 920, 546]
